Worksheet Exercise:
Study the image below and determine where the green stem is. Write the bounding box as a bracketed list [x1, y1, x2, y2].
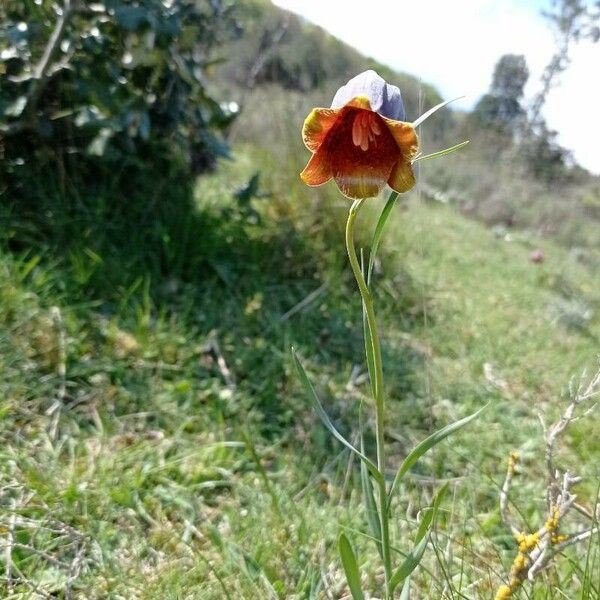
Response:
[345, 199, 392, 599]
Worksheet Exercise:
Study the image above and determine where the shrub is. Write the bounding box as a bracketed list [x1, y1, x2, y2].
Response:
[0, 0, 240, 195]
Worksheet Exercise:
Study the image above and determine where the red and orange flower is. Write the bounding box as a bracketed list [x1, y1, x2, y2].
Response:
[301, 70, 419, 200]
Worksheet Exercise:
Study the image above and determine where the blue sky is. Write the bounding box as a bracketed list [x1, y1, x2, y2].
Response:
[273, 0, 600, 173]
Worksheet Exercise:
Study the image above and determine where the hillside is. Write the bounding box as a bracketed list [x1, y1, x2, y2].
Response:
[1, 1, 599, 598]
[222, 1, 600, 249]
[2, 139, 599, 596]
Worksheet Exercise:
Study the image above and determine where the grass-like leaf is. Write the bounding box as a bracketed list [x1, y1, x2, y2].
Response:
[292, 348, 382, 483]
[387, 406, 485, 508]
[389, 518, 429, 591]
[361, 192, 398, 397]
[400, 576, 411, 600]
[367, 191, 399, 286]
[412, 140, 470, 163]
[360, 430, 382, 559]
[338, 533, 365, 600]
[412, 96, 464, 129]
[361, 250, 376, 398]
[389, 485, 447, 592]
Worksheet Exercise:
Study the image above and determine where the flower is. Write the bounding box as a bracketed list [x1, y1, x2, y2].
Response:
[300, 70, 419, 199]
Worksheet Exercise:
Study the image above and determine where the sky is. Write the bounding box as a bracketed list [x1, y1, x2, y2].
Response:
[273, 0, 600, 174]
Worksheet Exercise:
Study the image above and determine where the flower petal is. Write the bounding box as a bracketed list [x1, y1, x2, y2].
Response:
[300, 147, 332, 186]
[302, 107, 341, 152]
[387, 158, 416, 193]
[344, 95, 372, 111]
[328, 109, 400, 199]
[333, 167, 388, 199]
[331, 70, 406, 120]
[382, 118, 419, 160]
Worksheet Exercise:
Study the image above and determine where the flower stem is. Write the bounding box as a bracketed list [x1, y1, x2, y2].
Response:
[346, 199, 392, 599]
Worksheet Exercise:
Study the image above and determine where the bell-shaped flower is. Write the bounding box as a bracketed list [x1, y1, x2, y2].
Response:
[300, 70, 419, 199]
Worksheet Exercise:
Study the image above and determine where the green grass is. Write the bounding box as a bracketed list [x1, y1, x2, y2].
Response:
[1, 137, 599, 599]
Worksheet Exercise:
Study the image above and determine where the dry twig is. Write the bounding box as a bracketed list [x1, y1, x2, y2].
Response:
[0, 487, 89, 597]
[495, 366, 600, 599]
[46, 306, 68, 440]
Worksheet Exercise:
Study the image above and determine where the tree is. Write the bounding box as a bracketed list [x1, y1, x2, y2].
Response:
[473, 54, 529, 132]
[0, 0, 241, 194]
[523, 0, 599, 180]
[530, 0, 600, 128]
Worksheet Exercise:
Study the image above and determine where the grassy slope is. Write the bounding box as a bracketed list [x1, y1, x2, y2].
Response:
[226, 1, 600, 254]
[1, 137, 599, 599]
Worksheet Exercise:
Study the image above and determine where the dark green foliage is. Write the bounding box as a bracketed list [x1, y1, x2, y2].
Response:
[524, 1, 599, 181]
[472, 54, 529, 132]
[0, 0, 240, 195]
[232, 172, 270, 222]
[520, 121, 572, 182]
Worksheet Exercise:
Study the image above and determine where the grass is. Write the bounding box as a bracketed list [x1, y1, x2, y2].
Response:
[1, 125, 599, 598]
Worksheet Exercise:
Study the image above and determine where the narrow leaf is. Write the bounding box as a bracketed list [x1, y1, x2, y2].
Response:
[412, 140, 470, 163]
[367, 191, 399, 286]
[414, 507, 434, 544]
[18, 254, 41, 282]
[360, 431, 382, 559]
[412, 96, 464, 129]
[389, 486, 447, 592]
[389, 528, 429, 591]
[416, 483, 447, 542]
[400, 577, 411, 600]
[363, 314, 376, 398]
[388, 406, 485, 507]
[292, 348, 382, 482]
[363, 190, 398, 399]
[338, 534, 365, 600]
[361, 251, 376, 398]
[308, 572, 322, 600]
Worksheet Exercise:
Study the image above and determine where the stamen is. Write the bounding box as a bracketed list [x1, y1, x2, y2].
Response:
[360, 135, 369, 151]
[352, 113, 364, 147]
[352, 112, 381, 151]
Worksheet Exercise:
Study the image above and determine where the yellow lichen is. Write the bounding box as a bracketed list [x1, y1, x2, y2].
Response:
[551, 533, 568, 545]
[544, 506, 561, 533]
[515, 531, 539, 553]
[494, 584, 513, 600]
[495, 578, 523, 600]
[507, 451, 520, 475]
[511, 552, 527, 574]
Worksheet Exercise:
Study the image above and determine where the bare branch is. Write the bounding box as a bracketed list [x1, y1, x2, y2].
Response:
[499, 452, 520, 536]
[555, 526, 600, 551]
[1, 0, 76, 136]
[529, 0, 598, 128]
[545, 366, 600, 506]
[3, 497, 18, 594]
[26, 1, 74, 116]
[245, 16, 290, 91]
[495, 366, 600, 598]
[572, 501, 597, 521]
